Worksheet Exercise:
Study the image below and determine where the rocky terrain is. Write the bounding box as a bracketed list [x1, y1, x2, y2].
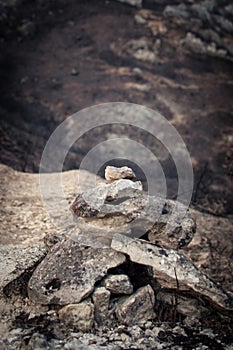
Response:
[0, 0, 233, 349]
[1, 164, 233, 349]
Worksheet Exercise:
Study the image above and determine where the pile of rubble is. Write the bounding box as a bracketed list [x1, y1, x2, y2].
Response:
[116, 0, 233, 61]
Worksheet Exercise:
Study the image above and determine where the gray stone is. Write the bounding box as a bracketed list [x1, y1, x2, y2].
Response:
[27, 333, 48, 350]
[102, 274, 133, 295]
[71, 179, 142, 215]
[111, 234, 233, 316]
[191, 4, 212, 23]
[0, 245, 46, 291]
[18, 20, 35, 37]
[115, 284, 156, 325]
[201, 0, 216, 12]
[181, 32, 227, 58]
[59, 300, 94, 332]
[71, 179, 196, 250]
[115, 0, 142, 8]
[92, 287, 111, 324]
[70, 220, 131, 249]
[28, 239, 125, 305]
[224, 4, 233, 16]
[164, 4, 190, 19]
[213, 15, 233, 34]
[198, 29, 221, 46]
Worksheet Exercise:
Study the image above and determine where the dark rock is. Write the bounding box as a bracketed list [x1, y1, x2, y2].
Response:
[92, 287, 111, 324]
[115, 284, 156, 325]
[213, 15, 233, 34]
[115, 0, 142, 8]
[156, 290, 210, 318]
[58, 300, 94, 332]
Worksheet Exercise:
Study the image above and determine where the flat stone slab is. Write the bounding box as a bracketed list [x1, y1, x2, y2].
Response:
[28, 239, 126, 305]
[0, 245, 46, 291]
[111, 234, 233, 316]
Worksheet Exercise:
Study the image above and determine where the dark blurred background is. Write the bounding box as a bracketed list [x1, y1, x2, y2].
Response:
[0, 0, 233, 215]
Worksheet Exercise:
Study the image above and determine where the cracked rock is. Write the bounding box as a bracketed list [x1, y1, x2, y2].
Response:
[28, 239, 125, 305]
[115, 284, 156, 325]
[111, 234, 233, 316]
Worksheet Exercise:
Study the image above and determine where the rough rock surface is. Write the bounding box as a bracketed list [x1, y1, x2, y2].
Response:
[58, 300, 94, 332]
[105, 165, 136, 181]
[115, 284, 156, 325]
[101, 274, 133, 295]
[71, 178, 196, 250]
[111, 233, 233, 316]
[28, 239, 126, 305]
[92, 287, 111, 325]
[163, 1, 233, 61]
[0, 245, 46, 291]
[0, 165, 233, 349]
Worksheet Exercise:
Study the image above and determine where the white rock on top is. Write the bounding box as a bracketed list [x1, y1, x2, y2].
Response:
[105, 166, 136, 181]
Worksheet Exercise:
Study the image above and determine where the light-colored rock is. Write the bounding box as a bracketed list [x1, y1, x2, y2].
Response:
[92, 287, 111, 324]
[71, 179, 196, 250]
[58, 300, 94, 332]
[115, 0, 142, 8]
[105, 166, 136, 181]
[123, 37, 157, 63]
[71, 179, 142, 215]
[164, 4, 190, 19]
[115, 284, 155, 325]
[111, 234, 233, 316]
[134, 13, 147, 25]
[28, 239, 125, 305]
[181, 32, 227, 58]
[102, 274, 133, 295]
